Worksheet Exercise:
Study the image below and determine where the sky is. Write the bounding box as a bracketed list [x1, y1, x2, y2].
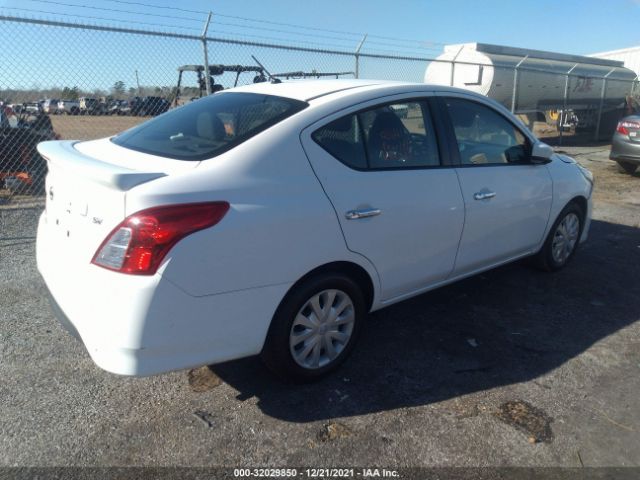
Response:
[2, 0, 639, 54]
[1, 0, 639, 91]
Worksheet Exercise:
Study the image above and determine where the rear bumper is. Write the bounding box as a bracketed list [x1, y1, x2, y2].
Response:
[37, 212, 290, 376]
[610, 134, 640, 164]
[45, 287, 81, 340]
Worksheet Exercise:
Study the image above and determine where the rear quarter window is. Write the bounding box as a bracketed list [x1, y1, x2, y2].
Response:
[112, 92, 307, 161]
[312, 114, 368, 169]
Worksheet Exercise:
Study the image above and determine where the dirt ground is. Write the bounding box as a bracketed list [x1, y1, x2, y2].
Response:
[49, 115, 148, 141]
[558, 145, 639, 227]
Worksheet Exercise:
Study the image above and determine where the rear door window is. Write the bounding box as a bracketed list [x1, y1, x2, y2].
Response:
[112, 92, 307, 161]
[313, 100, 441, 170]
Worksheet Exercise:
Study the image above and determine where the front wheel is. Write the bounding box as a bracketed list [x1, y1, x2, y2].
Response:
[533, 203, 584, 271]
[261, 272, 365, 382]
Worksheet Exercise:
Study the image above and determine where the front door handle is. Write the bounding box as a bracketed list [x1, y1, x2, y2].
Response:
[473, 191, 496, 201]
[345, 208, 382, 220]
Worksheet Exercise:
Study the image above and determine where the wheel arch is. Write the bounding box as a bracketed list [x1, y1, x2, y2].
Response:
[568, 195, 588, 220]
[280, 261, 376, 314]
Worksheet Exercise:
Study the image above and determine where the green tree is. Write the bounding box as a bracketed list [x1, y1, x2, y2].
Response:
[61, 86, 79, 100]
[112, 81, 126, 99]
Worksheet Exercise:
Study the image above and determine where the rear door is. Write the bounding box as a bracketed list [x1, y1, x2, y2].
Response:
[436, 95, 553, 275]
[301, 96, 465, 301]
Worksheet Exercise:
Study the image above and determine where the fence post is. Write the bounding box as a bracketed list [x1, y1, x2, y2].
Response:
[201, 11, 212, 96]
[449, 45, 464, 87]
[354, 34, 367, 79]
[630, 76, 638, 98]
[559, 63, 578, 147]
[511, 55, 528, 113]
[594, 68, 616, 142]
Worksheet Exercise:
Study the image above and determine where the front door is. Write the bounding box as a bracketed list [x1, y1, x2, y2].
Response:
[439, 95, 553, 275]
[301, 97, 465, 301]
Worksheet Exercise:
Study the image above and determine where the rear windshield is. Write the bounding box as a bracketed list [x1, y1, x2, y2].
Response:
[112, 92, 308, 161]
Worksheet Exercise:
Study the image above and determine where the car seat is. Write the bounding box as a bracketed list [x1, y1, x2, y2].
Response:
[367, 111, 410, 166]
[196, 112, 226, 142]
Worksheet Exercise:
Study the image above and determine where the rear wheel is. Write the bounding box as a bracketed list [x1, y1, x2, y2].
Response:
[617, 161, 638, 174]
[261, 272, 365, 382]
[533, 202, 584, 271]
[27, 159, 47, 195]
[25, 148, 47, 195]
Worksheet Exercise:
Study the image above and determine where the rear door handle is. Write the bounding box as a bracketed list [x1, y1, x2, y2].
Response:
[473, 191, 496, 201]
[345, 208, 382, 220]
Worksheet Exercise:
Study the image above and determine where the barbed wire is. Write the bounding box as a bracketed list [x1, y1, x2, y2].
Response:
[0, 6, 202, 32]
[18, 0, 449, 54]
[209, 20, 442, 52]
[0, 7, 441, 56]
[23, 0, 205, 23]
[101, 0, 208, 16]
[92, 0, 448, 47]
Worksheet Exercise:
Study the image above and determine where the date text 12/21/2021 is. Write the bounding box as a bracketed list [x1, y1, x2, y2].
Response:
[233, 468, 400, 478]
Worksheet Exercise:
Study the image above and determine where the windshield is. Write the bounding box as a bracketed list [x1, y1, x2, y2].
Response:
[112, 92, 308, 161]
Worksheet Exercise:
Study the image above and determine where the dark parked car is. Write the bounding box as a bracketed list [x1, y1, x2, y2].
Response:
[610, 115, 640, 174]
[79, 97, 105, 115]
[23, 102, 42, 114]
[1, 107, 56, 193]
[129, 96, 170, 116]
[106, 99, 129, 115]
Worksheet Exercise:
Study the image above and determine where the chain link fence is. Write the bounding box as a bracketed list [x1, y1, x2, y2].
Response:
[0, 15, 638, 203]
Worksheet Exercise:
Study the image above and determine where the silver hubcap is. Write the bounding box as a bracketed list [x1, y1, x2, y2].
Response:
[289, 289, 355, 370]
[552, 212, 580, 264]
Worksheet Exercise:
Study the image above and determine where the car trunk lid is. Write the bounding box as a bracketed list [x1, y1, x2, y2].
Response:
[37, 139, 196, 266]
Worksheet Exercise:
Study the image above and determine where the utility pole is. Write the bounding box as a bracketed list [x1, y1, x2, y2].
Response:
[135, 70, 141, 95]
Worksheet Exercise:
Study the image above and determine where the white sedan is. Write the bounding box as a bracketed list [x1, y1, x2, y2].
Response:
[37, 80, 593, 381]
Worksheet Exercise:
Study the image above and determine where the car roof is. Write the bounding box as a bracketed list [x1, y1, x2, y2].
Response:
[228, 79, 398, 101]
[226, 79, 492, 104]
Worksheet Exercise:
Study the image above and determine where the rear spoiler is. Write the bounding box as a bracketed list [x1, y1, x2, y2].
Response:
[37, 140, 166, 191]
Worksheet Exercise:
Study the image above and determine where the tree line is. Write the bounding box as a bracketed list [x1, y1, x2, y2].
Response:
[1, 81, 187, 105]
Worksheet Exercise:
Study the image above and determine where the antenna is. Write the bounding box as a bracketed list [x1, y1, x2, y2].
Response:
[251, 56, 282, 84]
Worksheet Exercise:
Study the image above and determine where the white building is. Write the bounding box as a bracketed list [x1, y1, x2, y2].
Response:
[590, 46, 640, 78]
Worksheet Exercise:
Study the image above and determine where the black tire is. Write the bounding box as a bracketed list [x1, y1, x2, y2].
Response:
[617, 161, 638, 175]
[25, 149, 47, 195]
[533, 202, 584, 272]
[261, 272, 366, 383]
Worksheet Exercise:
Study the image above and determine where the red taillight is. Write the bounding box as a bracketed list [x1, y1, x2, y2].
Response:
[92, 202, 229, 275]
[617, 120, 640, 136]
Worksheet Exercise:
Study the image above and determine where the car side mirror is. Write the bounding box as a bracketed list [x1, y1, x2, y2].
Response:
[530, 142, 554, 164]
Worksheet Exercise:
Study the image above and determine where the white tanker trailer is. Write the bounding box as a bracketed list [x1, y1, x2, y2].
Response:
[424, 43, 637, 132]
